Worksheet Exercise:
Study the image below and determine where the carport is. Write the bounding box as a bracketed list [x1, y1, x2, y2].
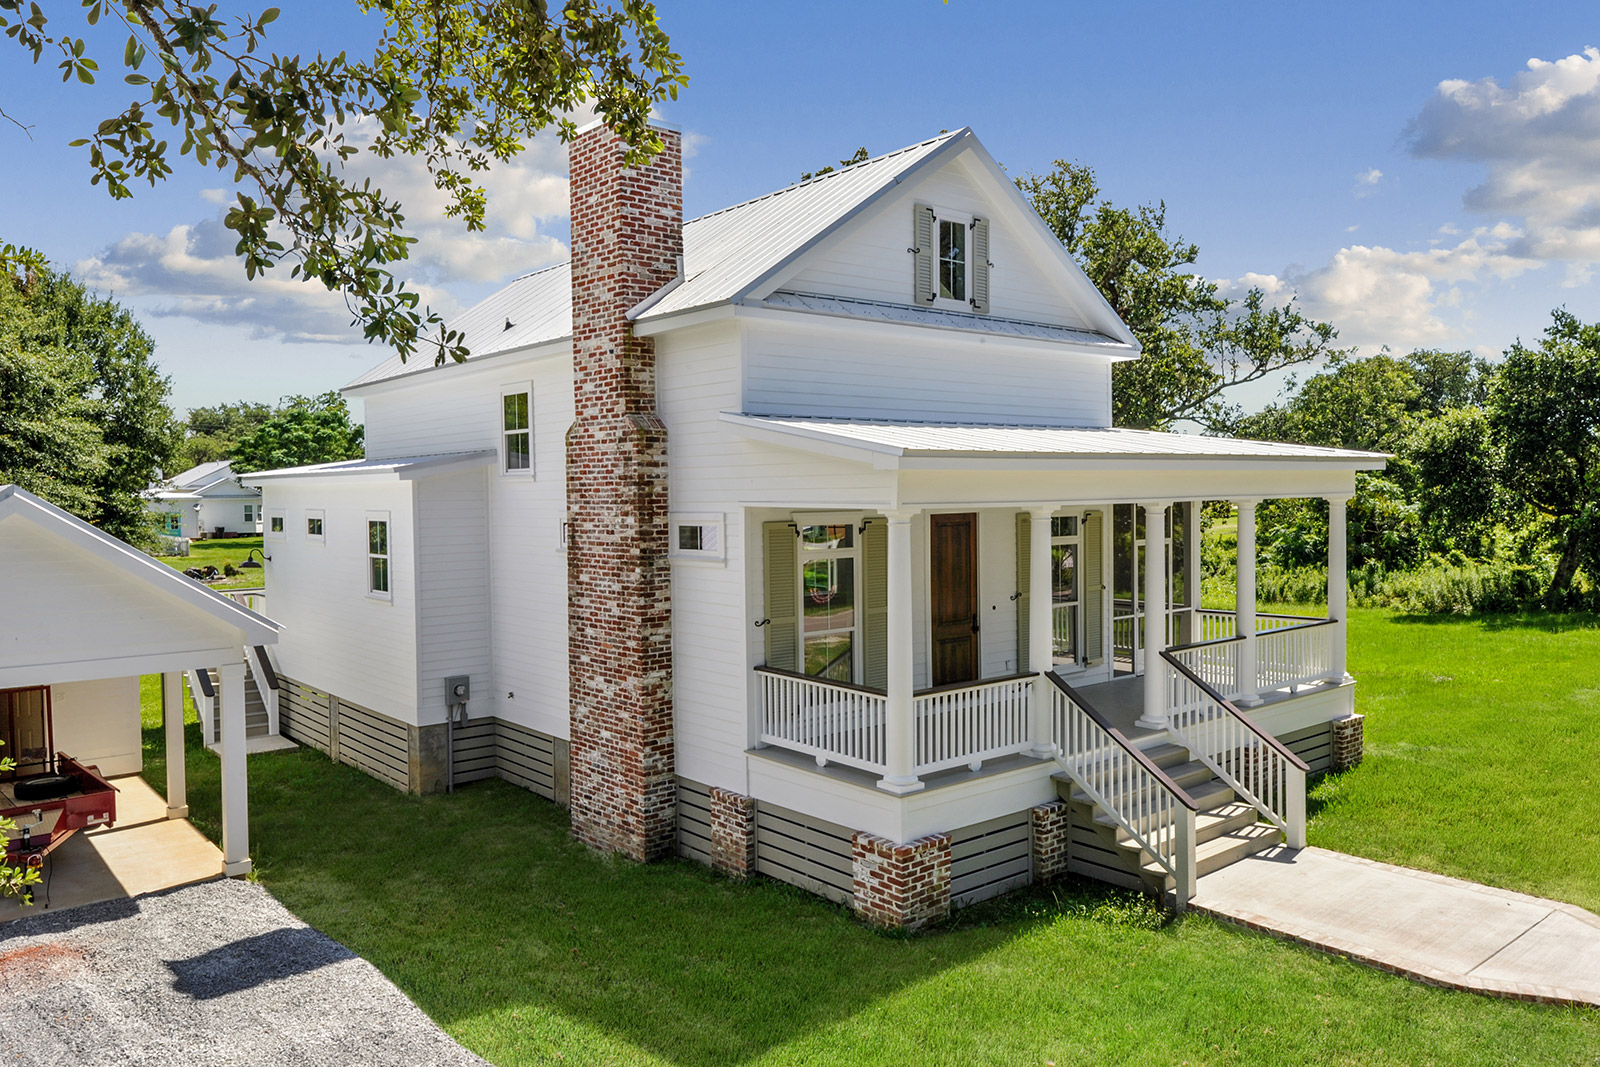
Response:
[0, 485, 280, 904]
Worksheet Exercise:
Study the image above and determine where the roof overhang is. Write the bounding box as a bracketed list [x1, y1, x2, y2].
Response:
[241, 451, 496, 484]
[720, 413, 1391, 474]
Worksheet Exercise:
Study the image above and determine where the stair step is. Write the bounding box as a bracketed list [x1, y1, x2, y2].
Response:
[1100, 799, 1260, 846]
[1066, 772, 1234, 815]
[1140, 821, 1283, 885]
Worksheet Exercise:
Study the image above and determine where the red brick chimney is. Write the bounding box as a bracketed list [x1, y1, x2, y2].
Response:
[566, 122, 681, 860]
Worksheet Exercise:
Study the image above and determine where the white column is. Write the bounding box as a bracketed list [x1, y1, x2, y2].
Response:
[1235, 499, 1261, 706]
[1327, 493, 1353, 683]
[1136, 502, 1170, 731]
[877, 510, 924, 795]
[1028, 506, 1056, 756]
[1183, 500, 1203, 644]
[161, 671, 188, 820]
[218, 659, 252, 876]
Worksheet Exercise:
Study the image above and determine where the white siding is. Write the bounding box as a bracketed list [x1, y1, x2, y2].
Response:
[415, 469, 491, 728]
[741, 318, 1112, 427]
[782, 155, 1095, 329]
[260, 480, 420, 723]
[52, 677, 141, 777]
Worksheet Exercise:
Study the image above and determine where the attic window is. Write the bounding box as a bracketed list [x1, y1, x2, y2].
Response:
[913, 204, 990, 314]
[938, 218, 967, 302]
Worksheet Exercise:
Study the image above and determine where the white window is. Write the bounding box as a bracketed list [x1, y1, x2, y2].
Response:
[243, 502, 260, 525]
[266, 509, 285, 538]
[558, 520, 569, 553]
[937, 215, 968, 304]
[501, 385, 533, 475]
[796, 518, 860, 683]
[670, 513, 724, 562]
[367, 514, 391, 599]
[306, 509, 325, 542]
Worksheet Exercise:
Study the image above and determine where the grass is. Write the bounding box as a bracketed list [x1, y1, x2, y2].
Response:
[134, 630, 1600, 1067]
[154, 535, 267, 590]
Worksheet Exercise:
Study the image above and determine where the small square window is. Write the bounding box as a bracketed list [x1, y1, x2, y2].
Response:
[270, 516, 283, 533]
[669, 513, 724, 562]
[305, 510, 325, 542]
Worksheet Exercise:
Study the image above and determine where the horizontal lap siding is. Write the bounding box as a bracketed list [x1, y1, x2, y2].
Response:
[495, 718, 557, 800]
[1064, 797, 1146, 892]
[754, 801, 855, 906]
[1277, 721, 1333, 775]
[675, 778, 713, 866]
[451, 718, 498, 785]
[334, 698, 410, 791]
[278, 676, 331, 752]
[950, 812, 1033, 907]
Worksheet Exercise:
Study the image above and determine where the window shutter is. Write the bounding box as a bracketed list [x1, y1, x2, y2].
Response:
[970, 216, 991, 314]
[764, 522, 799, 671]
[912, 204, 936, 304]
[1083, 509, 1104, 665]
[863, 520, 889, 688]
[1015, 511, 1031, 672]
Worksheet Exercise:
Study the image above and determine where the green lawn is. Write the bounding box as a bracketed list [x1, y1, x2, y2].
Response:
[135, 610, 1600, 1067]
[156, 535, 267, 590]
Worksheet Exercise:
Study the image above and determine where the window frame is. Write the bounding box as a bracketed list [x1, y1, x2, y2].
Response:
[266, 509, 286, 539]
[161, 512, 182, 537]
[243, 501, 260, 525]
[1051, 512, 1085, 670]
[366, 511, 392, 601]
[499, 383, 534, 478]
[792, 511, 864, 685]
[669, 512, 725, 563]
[930, 208, 974, 313]
[305, 509, 325, 543]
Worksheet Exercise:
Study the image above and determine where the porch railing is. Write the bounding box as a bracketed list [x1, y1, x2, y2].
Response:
[1161, 650, 1307, 848]
[1256, 619, 1334, 693]
[1047, 671, 1198, 905]
[1194, 608, 1323, 641]
[224, 587, 268, 615]
[1166, 635, 1241, 695]
[755, 667, 1035, 777]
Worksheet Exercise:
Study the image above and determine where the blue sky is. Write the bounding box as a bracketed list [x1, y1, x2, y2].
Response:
[2, 1, 1597, 417]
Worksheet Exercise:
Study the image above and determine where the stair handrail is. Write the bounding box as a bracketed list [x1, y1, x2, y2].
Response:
[1161, 650, 1308, 848]
[1045, 671, 1199, 905]
[244, 645, 280, 736]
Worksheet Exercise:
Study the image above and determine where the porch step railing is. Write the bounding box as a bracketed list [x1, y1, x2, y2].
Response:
[755, 667, 1036, 777]
[1161, 650, 1308, 848]
[1046, 671, 1198, 905]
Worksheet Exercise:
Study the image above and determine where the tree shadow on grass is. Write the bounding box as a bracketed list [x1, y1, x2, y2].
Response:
[139, 722, 1167, 1067]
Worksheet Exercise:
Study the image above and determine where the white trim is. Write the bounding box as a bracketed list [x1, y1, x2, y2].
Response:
[305, 509, 326, 543]
[669, 512, 725, 563]
[929, 207, 975, 313]
[792, 512, 866, 685]
[265, 508, 286, 540]
[558, 519, 569, 554]
[366, 511, 393, 601]
[499, 382, 535, 477]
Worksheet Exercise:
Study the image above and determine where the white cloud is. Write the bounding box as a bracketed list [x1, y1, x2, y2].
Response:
[1353, 168, 1383, 198]
[78, 120, 573, 344]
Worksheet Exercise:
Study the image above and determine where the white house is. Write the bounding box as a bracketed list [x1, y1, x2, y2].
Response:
[244, 124, 1385, 926]
[147, 460, 263, 539]
[0, 484, 280, 876]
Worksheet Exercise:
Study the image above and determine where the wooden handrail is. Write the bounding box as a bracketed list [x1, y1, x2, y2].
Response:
[193, 669, 215, 698]
[1159, 651, 1310, 772]
[1166, 634, 1245, 654]
[1196, 608, 1328, 622]
[251, 646, 280, 691]
[914, 671, 1036, 698]
[1045, 671, 1200, 810]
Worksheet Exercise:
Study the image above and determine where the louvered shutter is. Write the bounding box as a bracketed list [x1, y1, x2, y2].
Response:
[970, 216, 991, 313]
[1015, 511, 1031, 672]
[913, 204, 936, 304]
[863, 520, 888, 688]
[1084, 510, 1104, 665]
[764, 522, 798, 671]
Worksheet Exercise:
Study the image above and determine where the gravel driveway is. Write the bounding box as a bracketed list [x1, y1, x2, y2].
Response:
[0, 879, 489, 1067]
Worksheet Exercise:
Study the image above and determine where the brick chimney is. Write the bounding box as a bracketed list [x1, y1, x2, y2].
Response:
[565, 122, 682, 861]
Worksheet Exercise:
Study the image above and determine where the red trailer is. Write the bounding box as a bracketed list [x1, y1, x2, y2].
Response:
[2, 755, 119, 871]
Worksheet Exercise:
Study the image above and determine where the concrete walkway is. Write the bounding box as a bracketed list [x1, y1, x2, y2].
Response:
[1192, 846, 1600, 1007]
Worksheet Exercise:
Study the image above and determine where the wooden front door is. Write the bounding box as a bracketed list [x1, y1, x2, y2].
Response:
[0, 687, 51, 780]
[930, 513, 980, 686]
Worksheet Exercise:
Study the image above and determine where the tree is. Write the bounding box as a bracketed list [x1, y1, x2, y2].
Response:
[1487, 309, 1600, 600]
[801, 146, 868, 182]
[0, 249, 182, 544]
[1016, 160, 1346, 430]
[177, 399, 273, 469]
[2, 1, 686, 365]
[231, 391, 364, 472]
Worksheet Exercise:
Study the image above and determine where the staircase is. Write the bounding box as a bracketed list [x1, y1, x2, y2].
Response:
[1056, 738, 1282, 895]
[206, 664, 271, 739]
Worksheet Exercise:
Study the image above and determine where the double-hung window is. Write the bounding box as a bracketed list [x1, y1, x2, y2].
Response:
[501, 386, 532, 474]
[798, 522, 859, 683]
[243, 502, 260, 525]
[367, 514, 390, 598]
[913, 203, 990, 313]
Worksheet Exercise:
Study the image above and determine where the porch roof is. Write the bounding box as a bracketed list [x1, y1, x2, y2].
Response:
[239, 451, 495, 484]
[721, 414, 1389, 472]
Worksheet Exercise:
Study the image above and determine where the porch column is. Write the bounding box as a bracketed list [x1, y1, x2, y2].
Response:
[1326, 493, 1354, 683]
[878, 509, 924, 795]
[218, 659, 252, 876]
[1136, 501, 1170, 731]
[161, 671, 188, 819]
[1028, 506, 1056, 755]
[1235, 499, 1262, 706]
[1183, 500, 1203, 644]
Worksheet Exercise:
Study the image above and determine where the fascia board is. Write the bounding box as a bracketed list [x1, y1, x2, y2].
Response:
[629, 302, 738, 338]
[718, 412, 901, 469]
[893, 454, 1391, 473]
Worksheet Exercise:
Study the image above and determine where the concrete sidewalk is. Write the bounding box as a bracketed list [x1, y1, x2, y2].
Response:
[1191, 846, 1600, 1007]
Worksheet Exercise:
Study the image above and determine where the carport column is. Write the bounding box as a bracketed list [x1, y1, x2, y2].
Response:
[1235, 499, 1262, 706]
[1136, 501, 1170, 731]
[877, 509, 924, 795]
[1028, 505, 1056, 756]
[161, 671, 188, 819]
[218, 659, 251, 877]
[1326, 494, 1354, 683]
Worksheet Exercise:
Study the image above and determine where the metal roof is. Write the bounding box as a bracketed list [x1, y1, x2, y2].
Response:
[240, 451, 496, 482]
[721, 414, 1391, 467]
[345, 132, 969, 391]
[165, 459, 233, 489]
[759, 291, 1134, 353]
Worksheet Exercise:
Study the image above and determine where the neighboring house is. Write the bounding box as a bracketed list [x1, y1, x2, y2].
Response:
[147, 460, 263, 539]
[0, 484, 280, 877]
[243, 123, 1385, 927]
